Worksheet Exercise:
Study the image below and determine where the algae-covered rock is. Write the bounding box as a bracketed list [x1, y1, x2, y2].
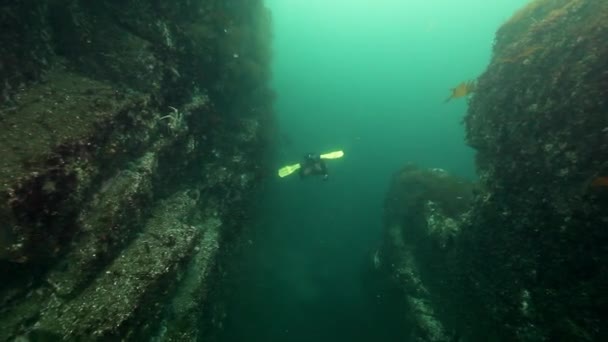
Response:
[36, 191, 200, 339]
[46, 151, 159, 297]
[384, 165, 474, 252]
[384, 1, 608, 341]
[383, 165, 475, 341]
[462, 0, 608, 340]
[0, 0, 273, 340]
[0, 68, 153, 264]
[156, 217, 222, 341]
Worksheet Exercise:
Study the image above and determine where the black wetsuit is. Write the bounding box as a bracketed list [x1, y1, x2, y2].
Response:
[299, 153, 328, 180]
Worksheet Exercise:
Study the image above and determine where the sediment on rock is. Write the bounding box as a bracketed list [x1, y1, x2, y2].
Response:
[463, 0, 608, 340]
[383, 165, 475, 341]
[0, 1, 273, 341]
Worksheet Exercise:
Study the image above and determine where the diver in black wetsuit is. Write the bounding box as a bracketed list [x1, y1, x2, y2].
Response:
[277, 150, 343, 179]
[299, 153, 329, 180]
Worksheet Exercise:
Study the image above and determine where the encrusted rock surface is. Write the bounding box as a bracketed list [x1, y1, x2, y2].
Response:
[383, 165, 475, 341]
[37, 191, 200, 339]
[464, 0, 608, 340]
[0, 0, 273, 340]
[384, 1, 608, 340]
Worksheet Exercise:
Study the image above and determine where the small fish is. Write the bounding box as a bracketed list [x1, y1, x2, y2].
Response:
[444, 80, 476, 103]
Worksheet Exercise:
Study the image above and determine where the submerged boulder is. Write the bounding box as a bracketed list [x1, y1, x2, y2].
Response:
[383, 165, 475, 341]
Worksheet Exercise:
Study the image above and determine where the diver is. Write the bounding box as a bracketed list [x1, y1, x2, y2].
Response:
[277, 150, 344, 179]
[299, 153, 329, 180]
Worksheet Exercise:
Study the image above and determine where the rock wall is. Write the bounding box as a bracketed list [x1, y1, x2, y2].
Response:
[0, 1, 273, 340]
[384, 1, 608, 341]
[383, 165, 476, 341]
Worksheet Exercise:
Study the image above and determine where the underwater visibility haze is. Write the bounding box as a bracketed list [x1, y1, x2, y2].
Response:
[1, 0, 608, 341]
[217, 0, 528, 341]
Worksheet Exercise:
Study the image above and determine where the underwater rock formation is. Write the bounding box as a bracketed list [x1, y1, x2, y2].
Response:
[383, 165, 476, 341]
[0, 0, 273, 340]
[385, 1, 608, 341]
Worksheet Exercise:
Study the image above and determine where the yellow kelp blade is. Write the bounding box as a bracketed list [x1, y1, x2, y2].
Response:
[320, 150, 344, 159]
[278, 163, 301, 178]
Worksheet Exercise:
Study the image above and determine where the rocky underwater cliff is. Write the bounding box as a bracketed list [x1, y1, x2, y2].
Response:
[383, 1, 608, 341]
[0, 0, 273, 340]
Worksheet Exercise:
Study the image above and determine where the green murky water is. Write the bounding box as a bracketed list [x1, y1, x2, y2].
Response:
[217, 1, 528, 341]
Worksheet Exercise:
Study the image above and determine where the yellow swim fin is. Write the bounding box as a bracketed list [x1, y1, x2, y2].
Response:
[320, 150, 344, 159]
[277, 163, 301, 178]
[278, 151, 344, 178]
